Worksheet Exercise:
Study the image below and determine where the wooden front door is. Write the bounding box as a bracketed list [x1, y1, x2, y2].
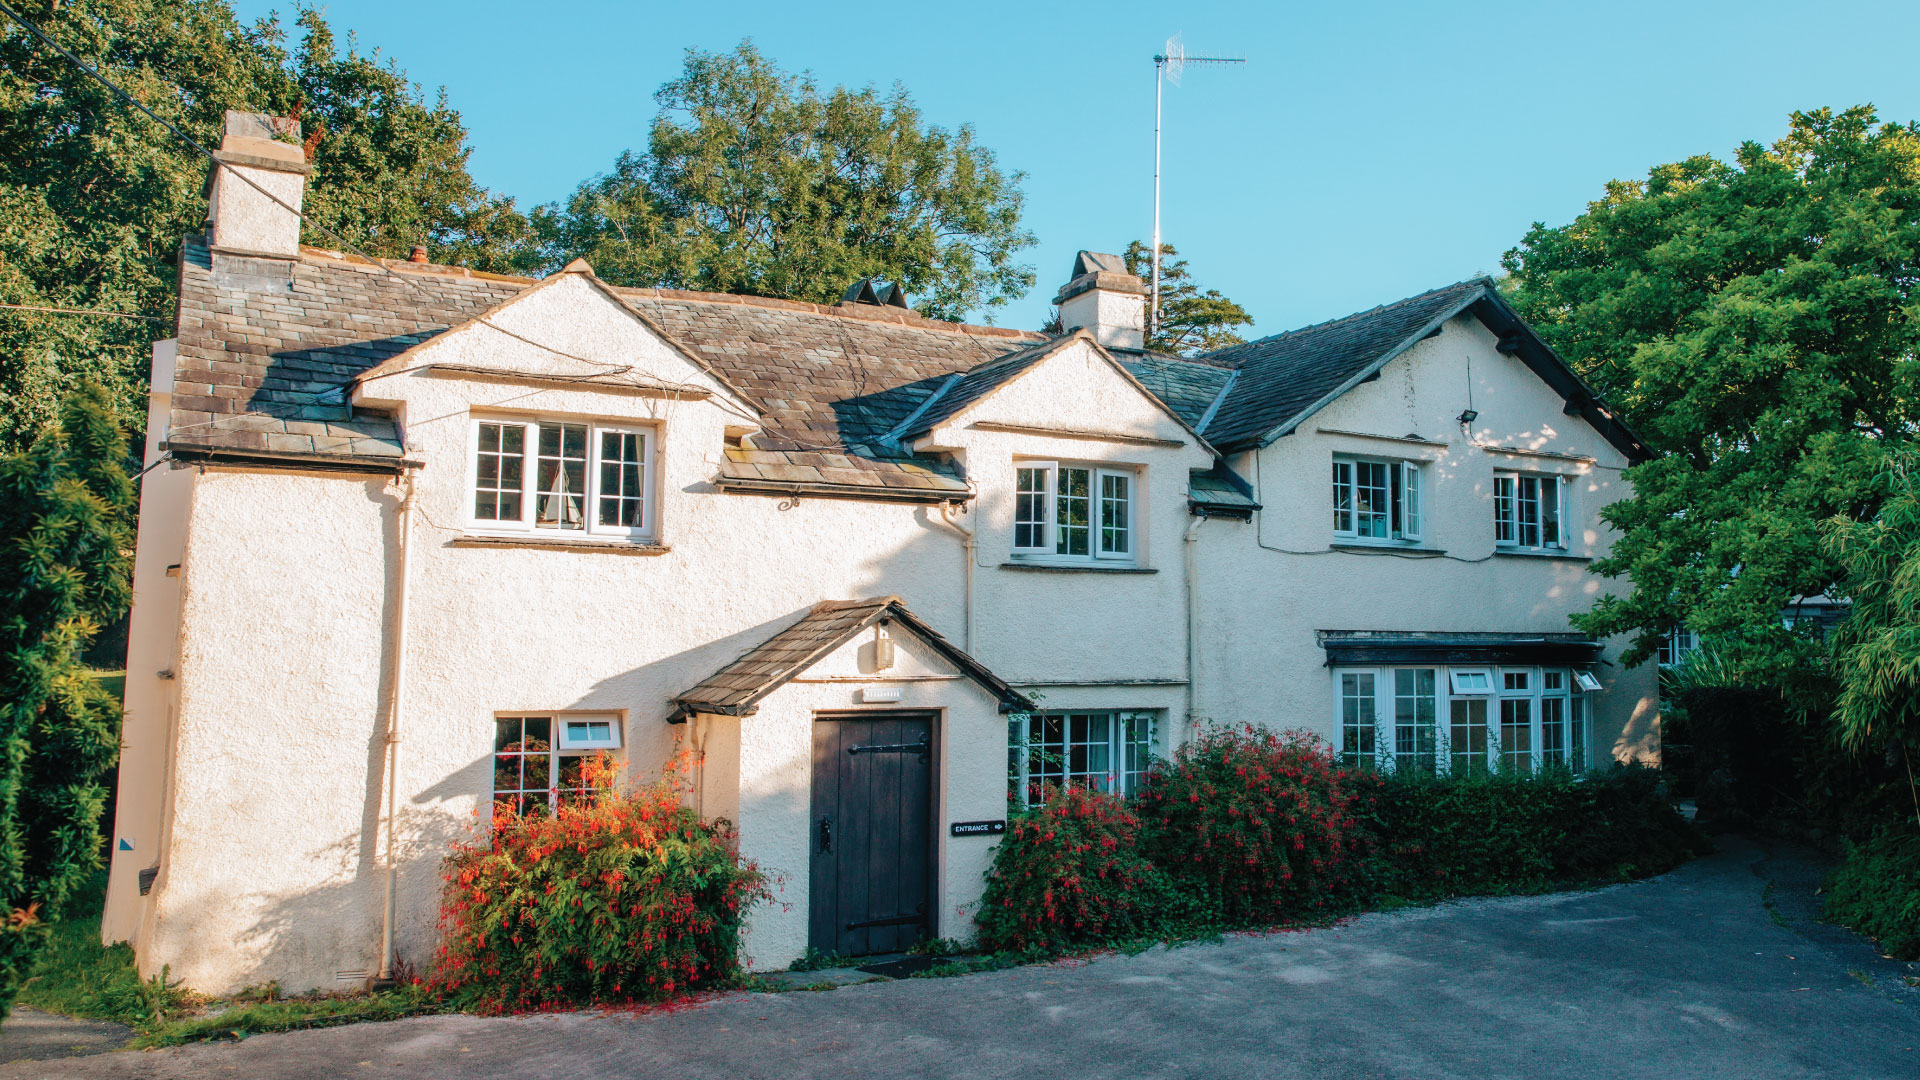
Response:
[809, 713, 936, 957]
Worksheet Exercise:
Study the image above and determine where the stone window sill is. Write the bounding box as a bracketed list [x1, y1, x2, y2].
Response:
[1493, 548, 1591, 563]
[1329, 542, 1448, 556]
[450, 534, 671, 556]
[999, 561, 1158, 574]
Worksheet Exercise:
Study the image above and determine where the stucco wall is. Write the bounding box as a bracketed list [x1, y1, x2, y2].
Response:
[1193, 314, 1657, 761]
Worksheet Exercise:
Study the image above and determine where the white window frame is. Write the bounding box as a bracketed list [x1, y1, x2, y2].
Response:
[557, 714, 623, 751]
[1336, 665, 1594, 778]
[1494, 471, 1568, 552]
[1332, 454, 1423, 544]
[1009, 710, 1156, 805]
[491, 712, 623, 819]
[467, 415, 656, 541]
[1010, 460, 1139, 565]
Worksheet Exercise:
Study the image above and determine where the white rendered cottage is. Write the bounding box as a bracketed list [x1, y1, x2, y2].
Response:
[104, 113, 1659, 993]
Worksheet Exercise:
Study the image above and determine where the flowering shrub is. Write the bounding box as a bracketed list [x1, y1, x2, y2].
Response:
[975, 785, 1178, 954]
[1137, 726, 1370, 926]
[431, 757, 771, 1012]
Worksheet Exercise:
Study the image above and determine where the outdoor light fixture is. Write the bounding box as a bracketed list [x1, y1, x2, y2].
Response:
[1457, 408, 1479, 424]
[873, 625, 896, 671]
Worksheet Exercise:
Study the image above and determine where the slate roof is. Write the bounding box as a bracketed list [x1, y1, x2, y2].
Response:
[671, 596, 1030, 718]
[166, 237, 529, 463]
[1121, 353, 1234, 431]
[1188, 461, 1261, 518]
[888, 335, 1076, 442]
[1197, 279, 1490, 451]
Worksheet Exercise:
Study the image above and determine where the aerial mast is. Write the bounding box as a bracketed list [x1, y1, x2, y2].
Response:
[1151, 36, 1245, 344]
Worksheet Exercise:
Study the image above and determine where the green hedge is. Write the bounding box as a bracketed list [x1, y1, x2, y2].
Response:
[1824, 827, 1920, 960]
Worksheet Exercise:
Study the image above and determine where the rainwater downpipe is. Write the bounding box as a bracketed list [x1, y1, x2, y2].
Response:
[377, 470, 418, 984]
[1183, 514, 1207, 741]
[939, 500, 976, 652]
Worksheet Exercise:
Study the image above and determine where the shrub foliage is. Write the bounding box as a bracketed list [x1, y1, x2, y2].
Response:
[1138, 726, 1368, 925]
[432, 759, 771, 1013]
[975, 785, 1174, 954]
[1824, 827, 1920, 960]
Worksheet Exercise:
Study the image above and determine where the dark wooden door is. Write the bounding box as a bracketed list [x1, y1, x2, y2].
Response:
[809, 713, 935, 957]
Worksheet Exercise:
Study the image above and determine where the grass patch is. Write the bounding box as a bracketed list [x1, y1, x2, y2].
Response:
[18, 871, 440, 1046]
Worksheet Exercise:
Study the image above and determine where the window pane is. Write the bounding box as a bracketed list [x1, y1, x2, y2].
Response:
[1494, 475, 1515, 544]
[1503, 670, 1530, 692]
[1450, 698, 1488, 776]
[1332, 461, 1353, 533]
[1341, 673, 1377, 767]
[1541, 696, 1567, 767]
[1542, 477, 1562, 548]
[1355, 462, 1389, 539]
[1055, 468, 1090, 556]
[1500, 698, 1533, 773]
[535, 423, 588, 530]
[1402, 465, 1422, 539]
[1022, 712, 1149, 802]
[1571, 697, 1588, 771]
[1099, 472, 1131, 556]
[1517, 476, 1541, 548]
[474, 422, 524, 522]
[1015, 468, 1048, 549]
[597, 431, 646, 529]
[1393, 668, 1438, 773]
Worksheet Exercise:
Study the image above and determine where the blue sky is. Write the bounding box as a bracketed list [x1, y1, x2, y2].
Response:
[236, 1, 1920, 336]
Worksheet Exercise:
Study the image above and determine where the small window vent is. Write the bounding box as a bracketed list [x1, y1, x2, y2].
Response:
[137, 866, 158, 895]
[335, 969, 370, 984]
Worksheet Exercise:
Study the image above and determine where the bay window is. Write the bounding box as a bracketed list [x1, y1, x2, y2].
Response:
[470, 416, 653, 539]
[1332, 455, 1422, 542]
[1012, 461, 1137, 563]
[1334, 665, 1595, 776]
[1009, 710, 1154, 804]
[1494, 472, 1566, 551]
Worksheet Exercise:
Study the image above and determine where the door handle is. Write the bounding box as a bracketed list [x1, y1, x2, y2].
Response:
[818, 815, 833, 854]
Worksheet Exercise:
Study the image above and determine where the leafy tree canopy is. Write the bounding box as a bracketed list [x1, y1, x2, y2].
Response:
[1124, 241, 1253, 354]
[1825, 455, 1920, 751]
[1502, 106, 1920, 678]
[0, 0, 524, 451]
[525, 41, 1036, 322]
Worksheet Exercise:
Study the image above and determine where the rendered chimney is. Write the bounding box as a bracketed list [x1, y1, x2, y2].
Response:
[408, 245, 429, 263]
[207, 110, 310, 257]
[1053, 251, 1146, 351]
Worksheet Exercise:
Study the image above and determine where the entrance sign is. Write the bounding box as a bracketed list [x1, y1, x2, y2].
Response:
[950, 820, 1006, 836]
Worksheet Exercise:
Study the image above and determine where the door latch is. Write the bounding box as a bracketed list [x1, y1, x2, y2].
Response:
[817, 815, 833, 854]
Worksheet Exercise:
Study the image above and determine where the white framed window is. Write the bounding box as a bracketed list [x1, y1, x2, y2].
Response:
[491, 713, 620, 819]
[1011, 461, 1138, 563]
[1332, 455, 1423, 542]
[1658, 627, 1698, 667]
[1010, 710, 1154, 804]
[1338, 665, 1598, 778]
[469, 416, 654, 540]
[1494, 471, 1567, 550]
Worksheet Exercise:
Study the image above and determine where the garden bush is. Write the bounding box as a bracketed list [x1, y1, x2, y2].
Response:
[1361, 765, 1704, 901]
[975, 785, 1184, 954]
[1824, 826, 1920, 960]
[432, 758, 771, 1012]
[1136, 726, 1370, 926]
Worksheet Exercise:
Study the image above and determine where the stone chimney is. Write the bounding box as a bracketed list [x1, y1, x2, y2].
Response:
[207, 110, 310, 258]
[1053, 251, 1146, 351]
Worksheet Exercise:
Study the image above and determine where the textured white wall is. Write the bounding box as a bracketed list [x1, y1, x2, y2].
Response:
[208, 162, 304, 256]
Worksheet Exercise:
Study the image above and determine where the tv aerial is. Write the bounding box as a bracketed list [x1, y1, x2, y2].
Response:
[1150, 35, 1245, 342]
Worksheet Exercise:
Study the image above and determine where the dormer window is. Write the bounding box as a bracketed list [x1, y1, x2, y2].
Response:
[469, 416, 653, 540]
[1013, 461, 1137, 564]
[1332, 455, 1422, 543]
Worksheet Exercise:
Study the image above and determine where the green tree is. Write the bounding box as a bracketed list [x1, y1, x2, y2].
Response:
[0, 0, 526, 451]
[0, 385, 134, 1018]
[528, 41, 1035, 322]
[1501, 106, 1920, 678]
[1122, 241, 1253, 355]
[1825, 456, 1920, 753]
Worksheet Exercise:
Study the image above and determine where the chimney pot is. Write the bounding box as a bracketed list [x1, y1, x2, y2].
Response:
[408, 245, 429, 263]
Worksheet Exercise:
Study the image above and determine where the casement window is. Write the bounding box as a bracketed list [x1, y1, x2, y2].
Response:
[1332, 456, 1422, 542]
[1009, 710, 1154, 804]
[1337, 665, 1595, 777]
[491, 713, 622, 818]
[470, 417, 653, 539]
[1498, 670, 1534, 772]
[1493, 472, 1566, 550]
[1339, 672, 1378, 768]
[1012, 461, 1137, 563]
[1658, 627, 1698, 668]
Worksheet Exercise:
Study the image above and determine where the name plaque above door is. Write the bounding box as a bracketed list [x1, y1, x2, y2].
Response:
[950, 820, 1006, 836]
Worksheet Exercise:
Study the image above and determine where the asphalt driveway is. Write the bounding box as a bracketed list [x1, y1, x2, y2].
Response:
[8, 835, 1915, 1080]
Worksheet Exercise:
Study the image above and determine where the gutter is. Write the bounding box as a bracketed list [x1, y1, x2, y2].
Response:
[376, 472, 418, 984]
[937, 502, 977, 653]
